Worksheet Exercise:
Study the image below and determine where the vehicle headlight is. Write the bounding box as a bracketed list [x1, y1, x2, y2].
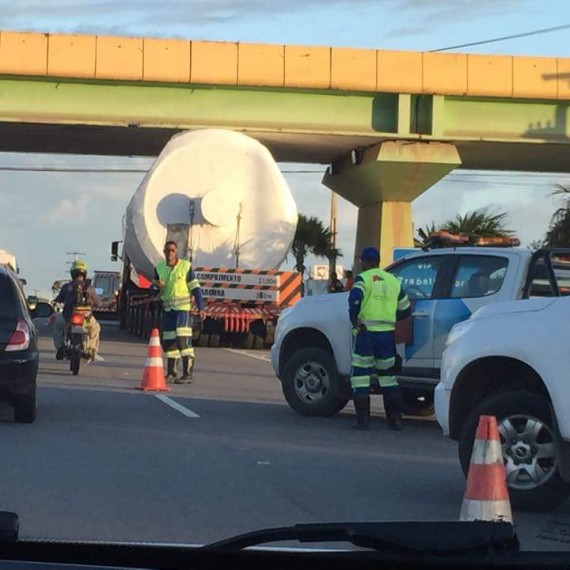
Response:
[446, 320, 475, 347]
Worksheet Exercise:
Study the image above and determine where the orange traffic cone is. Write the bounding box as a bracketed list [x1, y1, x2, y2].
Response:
[460, 415, 512, 522]
[138, 328, 170, 392]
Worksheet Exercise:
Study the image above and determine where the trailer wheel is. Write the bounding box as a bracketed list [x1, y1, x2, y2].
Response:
[244, 332, 255, 349]
[144, 309, 152, 339]
[197, 334, 210, 348]
[209, 334, 220, 348]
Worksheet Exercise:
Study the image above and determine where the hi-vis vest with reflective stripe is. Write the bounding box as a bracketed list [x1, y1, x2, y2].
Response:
[156, 259, 192, 312]
[355, 268, 403, 332]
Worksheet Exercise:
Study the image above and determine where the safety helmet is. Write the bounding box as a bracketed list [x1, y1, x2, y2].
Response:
[360, 247, 380, 263]
[70, 260, 88, 279]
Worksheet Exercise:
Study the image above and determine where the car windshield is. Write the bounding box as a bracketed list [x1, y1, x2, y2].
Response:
[2, 0, 570, 562]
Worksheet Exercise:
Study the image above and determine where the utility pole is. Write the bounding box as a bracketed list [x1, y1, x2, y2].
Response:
[329, 191, 338, 277]
[65, 251, 86, 267]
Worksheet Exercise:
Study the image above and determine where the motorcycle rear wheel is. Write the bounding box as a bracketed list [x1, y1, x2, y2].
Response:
[71, 351, 81, 375]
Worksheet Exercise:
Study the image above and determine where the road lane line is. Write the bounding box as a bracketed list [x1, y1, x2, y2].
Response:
[154, 394, 200, 418]
[223, 348, 271, 362]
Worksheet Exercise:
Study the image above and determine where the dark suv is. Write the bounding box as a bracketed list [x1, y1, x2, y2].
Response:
[0, 265, 52, 423]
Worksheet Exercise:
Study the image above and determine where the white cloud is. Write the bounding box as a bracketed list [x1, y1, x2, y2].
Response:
[0, 0, 529, 42]
[38, 194, 91, 227]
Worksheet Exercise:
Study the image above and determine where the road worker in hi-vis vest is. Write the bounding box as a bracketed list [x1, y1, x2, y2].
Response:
[348, 247, 411, 430]
[153, 241, 206, 384]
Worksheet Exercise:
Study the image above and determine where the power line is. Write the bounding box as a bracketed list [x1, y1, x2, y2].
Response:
[431, 23, 570, 52]
[0, 165, 567, 188]
[0, 166, 325, 174]
[0, 166, 148, 173]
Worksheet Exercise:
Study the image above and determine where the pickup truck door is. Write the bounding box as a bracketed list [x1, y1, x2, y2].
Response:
[388, 255, 452, 375]
[432, 253, 514, 369]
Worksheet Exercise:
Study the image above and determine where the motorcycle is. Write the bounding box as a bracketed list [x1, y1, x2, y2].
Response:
[64, 305, 95, 375]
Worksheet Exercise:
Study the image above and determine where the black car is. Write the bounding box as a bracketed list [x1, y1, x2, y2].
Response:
[0, 265, 52, 423]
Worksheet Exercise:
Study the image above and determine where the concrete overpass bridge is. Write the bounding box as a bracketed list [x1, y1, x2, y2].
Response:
[1, 30, 569, 262]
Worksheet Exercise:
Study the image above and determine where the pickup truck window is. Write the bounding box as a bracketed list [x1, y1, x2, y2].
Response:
[528, 259, 555, 297]
[389, 256, 442, 299]
[449, 256, 509, 299]
[551, 254, 570, 296]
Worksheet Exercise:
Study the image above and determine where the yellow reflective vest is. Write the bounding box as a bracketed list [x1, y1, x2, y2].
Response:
[353, 268, 410, 332]
[155, 259, 192, 312]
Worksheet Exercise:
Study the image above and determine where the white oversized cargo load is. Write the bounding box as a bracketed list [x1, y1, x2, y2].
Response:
[124, 129, 298, 279]
[0, 249, 17, 272]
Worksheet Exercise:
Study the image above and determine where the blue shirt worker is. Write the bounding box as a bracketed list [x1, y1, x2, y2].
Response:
[153, 241, 206, 384]
[348, 247, 411, 430]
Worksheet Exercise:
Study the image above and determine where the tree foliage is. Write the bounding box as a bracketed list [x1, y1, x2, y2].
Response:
[291, 214, 341, 275]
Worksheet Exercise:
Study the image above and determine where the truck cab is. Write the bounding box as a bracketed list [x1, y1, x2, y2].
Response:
[91, 271, 121, 319]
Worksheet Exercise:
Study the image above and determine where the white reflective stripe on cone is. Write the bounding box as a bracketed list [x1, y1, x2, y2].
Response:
[145, 357, 164, 368]
[149, 336, 161, 347]
[460, 499, 512, 523]
[471, 439, 504, 465]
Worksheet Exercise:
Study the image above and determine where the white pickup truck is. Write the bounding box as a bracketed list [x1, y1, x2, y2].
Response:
[435, 262, 570, 511]
[272, 247, 570, 418]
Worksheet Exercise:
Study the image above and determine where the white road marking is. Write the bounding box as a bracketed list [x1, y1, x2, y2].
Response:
[223, 348, 271, 363]
[94, 354, 105, 362]
[154, 394, 200, 418]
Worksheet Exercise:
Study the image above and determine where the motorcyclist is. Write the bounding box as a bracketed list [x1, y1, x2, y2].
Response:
[52, 260, 101, 362]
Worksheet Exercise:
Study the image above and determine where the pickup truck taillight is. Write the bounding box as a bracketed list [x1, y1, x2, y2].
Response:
[6, 321, 30, 352]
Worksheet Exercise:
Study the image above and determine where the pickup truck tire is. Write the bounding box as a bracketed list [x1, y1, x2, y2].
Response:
[282, 348, 349, 417]
[458, 391, 570, 512]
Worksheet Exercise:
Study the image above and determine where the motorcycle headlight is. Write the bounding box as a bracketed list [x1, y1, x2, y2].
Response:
[446, 320, 475, 347]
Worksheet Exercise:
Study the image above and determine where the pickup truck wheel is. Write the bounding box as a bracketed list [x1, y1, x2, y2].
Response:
[458, 391, 570, 512]
[282, 348, 349, 417]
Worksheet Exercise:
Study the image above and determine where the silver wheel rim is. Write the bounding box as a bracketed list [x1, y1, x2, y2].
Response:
[293, 361, 330, 405]
[498, 414, 557, 491]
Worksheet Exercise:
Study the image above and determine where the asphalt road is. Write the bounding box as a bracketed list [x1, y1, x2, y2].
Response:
[0, 321, 569, 552]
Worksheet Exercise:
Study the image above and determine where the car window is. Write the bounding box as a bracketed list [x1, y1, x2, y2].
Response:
[551, 254, 570, 297]
[450, 256, 509, 299]
[389, 256, 442, 299]
[0, 273, 19, 320]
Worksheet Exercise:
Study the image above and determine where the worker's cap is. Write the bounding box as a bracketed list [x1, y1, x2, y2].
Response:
[360, 247, 380, 262]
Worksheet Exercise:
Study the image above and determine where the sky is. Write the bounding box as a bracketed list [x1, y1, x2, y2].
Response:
[1, 0, 570, 296]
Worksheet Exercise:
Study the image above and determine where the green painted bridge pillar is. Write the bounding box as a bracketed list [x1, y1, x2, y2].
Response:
[322, 141, 461, 267]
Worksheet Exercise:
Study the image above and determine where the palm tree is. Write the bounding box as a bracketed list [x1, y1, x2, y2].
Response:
[443, 209, 514, 239]
[545, 186, 570, 247]
[416, 223, 437, 247]
[416, 208, 513, 246]
[291, 215, 341, 285]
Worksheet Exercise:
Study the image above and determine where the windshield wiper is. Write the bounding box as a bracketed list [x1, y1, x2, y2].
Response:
[204, 521, 518, 558]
